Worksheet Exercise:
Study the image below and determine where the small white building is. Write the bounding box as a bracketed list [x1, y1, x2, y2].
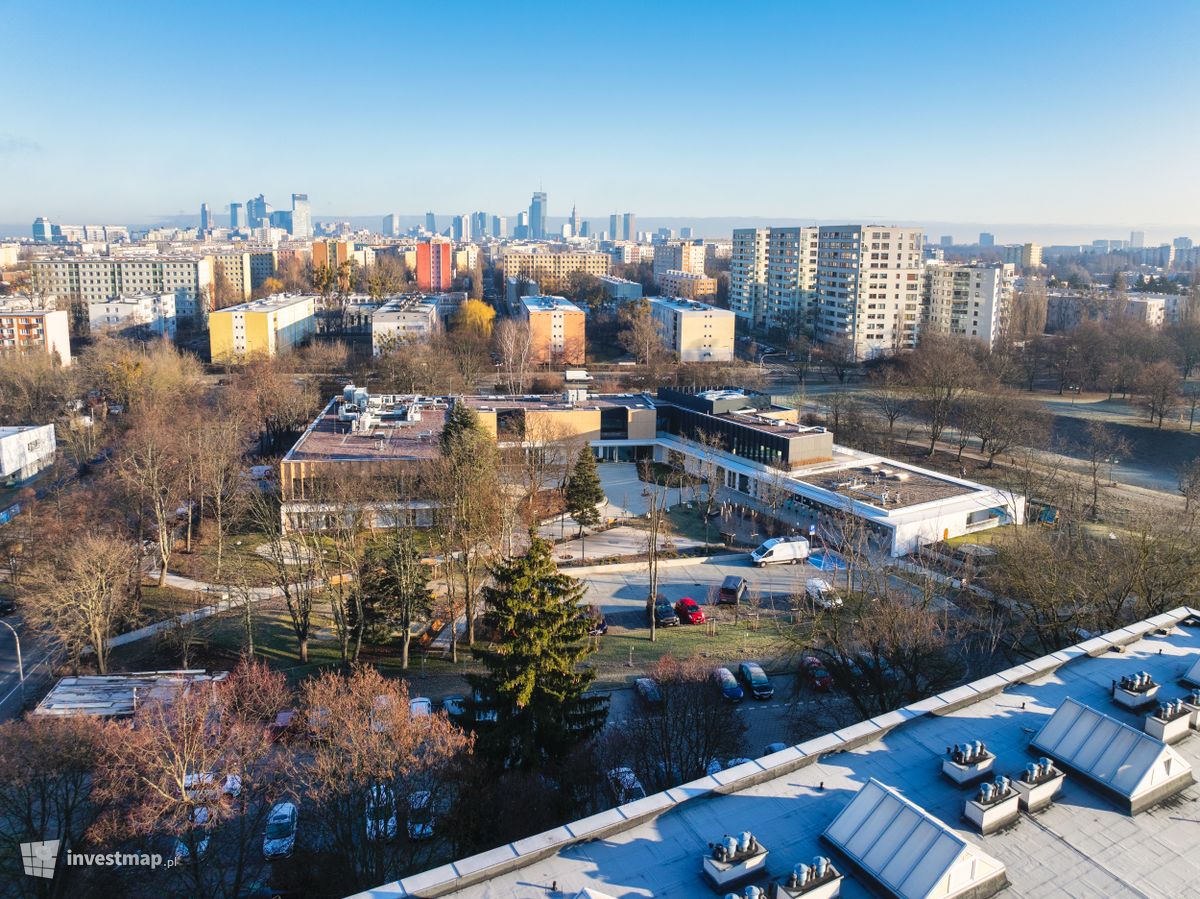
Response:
[371, 296, 440, 354]
[88, 292, 178, 339]
[0, 424, 56, 484]
[647, 296, 736, 362]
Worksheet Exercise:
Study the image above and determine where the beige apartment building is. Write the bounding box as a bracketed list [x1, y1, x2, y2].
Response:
[648, 297, 735, 362]
[518, 295, 586, 365]
[31, 256, 214, 319]
[652, 240, 706, 281]
[657, 269, 719, 300]
[924, 262, 1015, 349]
[814, 225, 925, 359]
[500, 248, 610, 293]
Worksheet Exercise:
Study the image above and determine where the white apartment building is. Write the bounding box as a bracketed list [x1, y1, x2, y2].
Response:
[87, 293, 178, 339]
[648, 297, 735, 362]
[814, 225, 925, 359]
[0, 424, 57, 484]
[652, 240, 706, 282]
[32, 256, 214, 319]
[765, 226, 819, 329]
[924, 262, 1014, 349]
[371, 296, 440, 354]
[730, 228, 768, 324]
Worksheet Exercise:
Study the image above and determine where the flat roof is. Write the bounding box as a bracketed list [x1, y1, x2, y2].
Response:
[211, 294, 314, 315]
[462, 394, 654, 413]
[796, 460, 977, 510]
[285, 398, 447, 463]
[33, 670, 228, 718]
[519, 294, 583, 313]
[361, 607, 1200, 898]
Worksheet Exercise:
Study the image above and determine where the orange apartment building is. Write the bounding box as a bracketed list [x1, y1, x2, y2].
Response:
[518, 295, 586, 365]
[416, 238, 452, 291]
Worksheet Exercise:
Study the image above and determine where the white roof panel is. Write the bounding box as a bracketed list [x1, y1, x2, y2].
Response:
[1032, 697, 1191, 800]
[823, 778, 1004, 899]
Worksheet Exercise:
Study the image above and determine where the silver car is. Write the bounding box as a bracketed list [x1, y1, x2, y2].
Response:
[262, 801, 298, 859]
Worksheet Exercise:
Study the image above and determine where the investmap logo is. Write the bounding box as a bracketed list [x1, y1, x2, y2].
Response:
[19, 837, 168, 878]
[20, 840, 60, 879]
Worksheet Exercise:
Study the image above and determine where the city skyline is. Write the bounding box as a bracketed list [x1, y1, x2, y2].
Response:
[3, 0, 1199, 229]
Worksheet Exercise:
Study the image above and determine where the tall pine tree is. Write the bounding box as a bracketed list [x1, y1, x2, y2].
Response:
[469, 537, 609, 769]
[565, 446, 604, 537]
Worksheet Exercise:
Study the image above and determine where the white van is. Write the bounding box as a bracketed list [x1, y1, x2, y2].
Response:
[750, 537, 810, 567]
[806, 577, 843, 609]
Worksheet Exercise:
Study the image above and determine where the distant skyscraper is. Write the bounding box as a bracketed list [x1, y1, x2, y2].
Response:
[580, 221, 590, 238]
[32, 217, 53, 242]
[229, 202, 244, 231]
[680, 227, 694, 239]
[383, 213, 400, 237]
[199, 203, 211, 232]
[492, 216, 507, 238]
[609, 214, 620, 241]
[1174, 236, 1194, 250]
[940, 235, 953, 247]
[290, 194, 312, 239]
[622, 212, 637, 242]
[452, 214, 470, 242]
[516, 211, 529, 240]
[247, 194, 271, 229]
[425, 211, 436, 233]
[529, 191, 547, 240]
[979, 232, 995, 247]
[1130, 230, 1146, 248]
[568, 204, 579, 239]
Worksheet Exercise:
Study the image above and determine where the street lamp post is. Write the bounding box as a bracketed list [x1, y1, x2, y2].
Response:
[0, 620, 24, 704]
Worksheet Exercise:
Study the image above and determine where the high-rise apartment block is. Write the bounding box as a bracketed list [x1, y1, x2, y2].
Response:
[730, 228, 768, 325]
[652, 240, 706, 282]
[529, 192, 547, 240]
[923, 261, 1014, 349]
[0, 308, 71, 364]
[813, 225, 924, 358]
[648, 297, 735, 362]
[1001, 243, 1043, 269]
[1130, 231, 1146, 248]
[416, 238, 453, 291]
[32, 256, 214, 319]
[729, 226, 819, 329]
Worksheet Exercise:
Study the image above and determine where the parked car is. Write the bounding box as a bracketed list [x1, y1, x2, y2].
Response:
[409, 697, 433, 718]
[801, 656, 834, 691]
[713, 667, 744, 702]
[174, 806, 212, 864]
[365, 785, 398, 842]
[647, 596, 679, 627]
[607, 767, 647, 804]
[738, 661, 774, 700]
[441, 695, 467, 719]
[584, 604, 608, 636]
[805, 578, 842, 610]
[717, 575, 748, 605]
[762, 742, 789, 756]
[265, 709, 298, 744]
[635, 677, 662, 709]
[674, 597, 706, 625]
[262, 801, 298, 860]
[0, 596, 15, 615]
[407, 790, 434, 841]
[750, 536, 809, 567]
[726, 757, 753, 769]
[184, 772, 242, 800]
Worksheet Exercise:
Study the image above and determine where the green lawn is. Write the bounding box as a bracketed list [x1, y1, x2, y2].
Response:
[169, 531, 276, 586]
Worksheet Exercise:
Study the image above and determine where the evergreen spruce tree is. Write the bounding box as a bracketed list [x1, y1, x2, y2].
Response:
[359, 529, 435, 668]
[469, 537, 609, 769]
[565, 446, 604, 537]
[440, 400, 483, 453]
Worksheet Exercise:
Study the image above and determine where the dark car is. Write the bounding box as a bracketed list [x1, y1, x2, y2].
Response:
[738, 661, 774, 700]
[717, 576, 748, 605]
[713, 667, 744, 702]
[674, 597, 706, 625]
[635, 677, 662, 708]
[0, 596, 15, 615]
[801, 656, 833, 692]
[647, 596, 679, 627]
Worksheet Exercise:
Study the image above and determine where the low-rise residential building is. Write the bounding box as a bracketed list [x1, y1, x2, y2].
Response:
[598, 275, 643, 303]
[0, 244, 20, 269]
[87, 293, 177, 339]
[0, 424, 57, 483]
[518, 295, 586, 365]
[31, 256, 213, 319]
[505, 275, 540, 308]
[647, 297, 735, 362]
[371, 296, 440, 353]
[657, 269, 718, 300]
[0, 308, 71, 364]
[208, 294, 316, 363]
[924, 261, 1014, 348]
[1046, 291, 1168, 332]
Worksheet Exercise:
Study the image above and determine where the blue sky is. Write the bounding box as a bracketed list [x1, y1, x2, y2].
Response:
[2, 0, 1198, 237]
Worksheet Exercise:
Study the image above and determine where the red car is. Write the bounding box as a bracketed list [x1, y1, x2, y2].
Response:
[674, 597, 706, 624]
[801, 656, 833, 692]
